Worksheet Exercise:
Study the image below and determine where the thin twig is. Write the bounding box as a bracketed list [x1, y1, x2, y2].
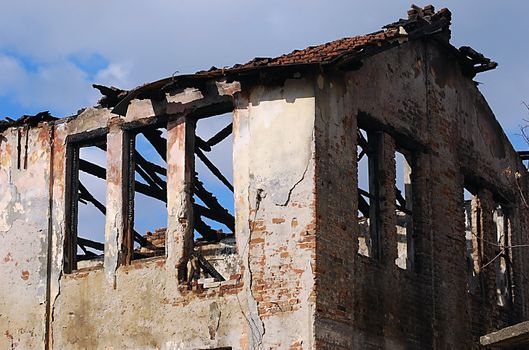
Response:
[481, 249, 504, 270]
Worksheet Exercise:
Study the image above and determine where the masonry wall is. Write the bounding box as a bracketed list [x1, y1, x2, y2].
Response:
[0, 125, 52, 349]
[1, 78, 319, 349]
[1, 38, 528, 350]
[313, 39, 529, 349]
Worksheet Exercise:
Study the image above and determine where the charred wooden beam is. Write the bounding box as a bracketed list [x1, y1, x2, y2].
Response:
[396, 204, 412, 215]
[194, 175, 235, 230]
[79, 159, 165, 202]
[518, 151, 529, 160]
[358, 191, 370, 218]
[195, 148, 234, 192]
[76, 252, 101, 261]
[195, 136, 211, 152]
[206, 122, 232, 147]
[459, 46, 498, 74]
[134, 182, 165, 202]
[79, 159, 105, 179]
[92, 84, 127, 108]
[358, 188, 374, 199]
[395, 188, 407, 209]
[195, 204, 235, 232]
[133, 231, 160, 250]
[135, 162, 167, 194]
[141, 128, 167, 162]
[358, 149, 366, 162]
[135, 162, 163, 193]
[77, 237, 104, 251]
[135, 151, 167, 176]
[95, 143, 107, 152]
[194, 213, 220, 241]
[78, 182, 106, 214]
[358, 130, 369, 151]
[193, 250, 225, 281]
[77, 244, 90, 256]
[0, 111, 57, 133]
[78, 181, 158, 250]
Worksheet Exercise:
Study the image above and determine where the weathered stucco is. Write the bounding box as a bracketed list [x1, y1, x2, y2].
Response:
[0, 76, 318, 349]
[1, 15, 528, 350]
[0, 125, 52, 349]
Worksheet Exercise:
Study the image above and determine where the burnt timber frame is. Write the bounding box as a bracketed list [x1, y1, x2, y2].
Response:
[64, 130, 107, 273]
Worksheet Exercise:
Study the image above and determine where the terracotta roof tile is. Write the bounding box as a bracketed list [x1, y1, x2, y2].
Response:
[214, 5, 452, 73]
[225, 29, 401, 71]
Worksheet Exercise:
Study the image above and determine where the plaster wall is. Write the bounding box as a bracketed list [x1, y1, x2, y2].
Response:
[0, 125, 52, 349]
[1, 38, 528, 350]
[0, 78, 320, 349]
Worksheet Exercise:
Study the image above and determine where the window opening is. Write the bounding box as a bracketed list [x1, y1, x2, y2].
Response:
[126, 125, 168, 261]
[493, 204, 512, 307]
[190, 112, 236, 282]
[464, 187, 479, 294]
[64, 136, 107, 272]
[357, 127, 380, 258]
[395, 149, 413, 270]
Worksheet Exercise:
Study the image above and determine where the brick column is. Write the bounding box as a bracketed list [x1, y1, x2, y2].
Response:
[166, 116, 195, 280]
[378, 132, 397, 266]
[104, 120, 126, 286]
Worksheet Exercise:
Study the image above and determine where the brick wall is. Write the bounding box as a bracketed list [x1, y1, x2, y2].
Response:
[313, 39, 529, 349]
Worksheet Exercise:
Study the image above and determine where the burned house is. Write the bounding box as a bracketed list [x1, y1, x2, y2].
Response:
[1, 5, 529, 349]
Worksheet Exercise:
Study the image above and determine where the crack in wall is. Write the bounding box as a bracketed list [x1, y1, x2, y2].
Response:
[275, 130, 314, 207]
[275, 161, 310, 207]
[47, 270, 62, 350]
[246, 188, 266, 349]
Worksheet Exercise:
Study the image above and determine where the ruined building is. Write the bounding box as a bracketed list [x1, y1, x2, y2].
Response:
[1, 5, 529, 349]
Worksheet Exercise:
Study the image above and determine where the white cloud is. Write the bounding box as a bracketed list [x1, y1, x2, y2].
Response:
[94, 63, 132, 88]
[0, 55, 97, 117]
[0, 55, 27, 95]
[0, 0, 527, 131]
[3, 0, 525, 240]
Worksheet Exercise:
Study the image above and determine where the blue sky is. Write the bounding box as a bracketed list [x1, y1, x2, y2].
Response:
[1, 1, 527, 146]
[1, 1, 528, 244]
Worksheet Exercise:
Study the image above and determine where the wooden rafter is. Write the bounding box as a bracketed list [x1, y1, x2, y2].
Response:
[79, 159, 165, 202]
[141, 128, 167, 162]
[193, 250, 225, 281]
[194, 174, 235, 228]
[206, 123, 232, 147]
[78, 180, 159, 250]
[195, 148, 234, 192]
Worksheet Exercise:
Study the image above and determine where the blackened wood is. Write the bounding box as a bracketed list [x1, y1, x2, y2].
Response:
[195, 148, 233, 192]
[193, 251, 225, 281]
[206, 123, 232, 147]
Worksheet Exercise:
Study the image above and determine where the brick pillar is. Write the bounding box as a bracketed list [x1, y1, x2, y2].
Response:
[166, 116, 195, 280]
[411, 152, 435, 346]
[378, 132, 397, 266]
[104, 120, 126, 286]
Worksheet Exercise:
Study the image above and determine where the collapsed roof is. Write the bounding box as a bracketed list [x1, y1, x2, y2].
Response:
[0, 4, 498, 129]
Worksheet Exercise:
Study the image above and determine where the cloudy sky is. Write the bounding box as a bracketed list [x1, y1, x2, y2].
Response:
[1, 1, 527, 247]
[1, 1, 528, 148]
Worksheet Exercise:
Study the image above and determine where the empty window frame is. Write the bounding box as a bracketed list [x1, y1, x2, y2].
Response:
[357, 127, 380, 259]
[64, 134, 107, 273]
[189, 112, 236, 282]
[464, 187, 479, 294]
[395, 148, 414, 270]
[493, 203, 513, 307]
[124, 125, 168, 262]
